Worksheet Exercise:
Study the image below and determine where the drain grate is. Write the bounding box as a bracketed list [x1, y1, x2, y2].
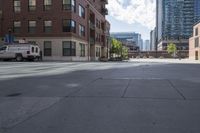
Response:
[6, 93, 22, 97]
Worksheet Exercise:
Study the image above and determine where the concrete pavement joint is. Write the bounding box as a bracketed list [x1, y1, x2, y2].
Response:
[121, 79, 131, 98]
[167, 79, 186, 100]
[123, 96, 184, 101]
[68, 96, 186, 101]
[66, 77, 103, 98]
[0, 98, 63, 131]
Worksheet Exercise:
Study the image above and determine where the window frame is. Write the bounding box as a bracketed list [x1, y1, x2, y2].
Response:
[44, 20, 52, 33]
[62, 0, 76, 12]
[195, 28, 198, 36]
[28, 0, 36, 11]
[96, 47, 100, 57]
[80, 43, 85, 57]
[44, 41, 52, 56]
[44, 0, 52, 11]
[63, 41, 76, 56]
[79, 5, 85, 18]
[13, 21, 21, 33]
[63, 19, 76, 33]
[79, 24, 85, 37]
[28, 20, 37, 33]
[195, 37, 199, 48]
[14, 0, 21, 13]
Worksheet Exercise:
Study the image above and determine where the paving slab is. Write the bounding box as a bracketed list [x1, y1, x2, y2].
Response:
[124, 79, 183, 99]
[0, 75, 95, 97]
[4, 98, 200, 133]
[0, 97, 61, 129]
[73, 79, 129, 97]
[171, 80, 200, 100]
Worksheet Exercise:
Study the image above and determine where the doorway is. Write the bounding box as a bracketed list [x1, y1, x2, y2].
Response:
[195, 51, 199, 60]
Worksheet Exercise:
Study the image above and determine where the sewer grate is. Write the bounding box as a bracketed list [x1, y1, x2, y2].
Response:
[6, 93, 22, 97]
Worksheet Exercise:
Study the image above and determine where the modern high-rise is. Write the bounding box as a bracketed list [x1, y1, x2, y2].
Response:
[111, 32, 143, 50]
[150, 28, 156, 51]
[189, 22, 200, 60]
[0, 0, 110, 61]
[144, 40, 150, 51]
[194, 0, 200, 23]
[156, 0, 200, 51]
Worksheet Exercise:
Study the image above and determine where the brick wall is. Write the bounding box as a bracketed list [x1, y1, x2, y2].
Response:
[189, 23, 200, 60]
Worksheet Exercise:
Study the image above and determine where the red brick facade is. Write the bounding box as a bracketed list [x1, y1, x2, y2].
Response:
[189, 22, 200, 61]
[0, 0, 110, 61]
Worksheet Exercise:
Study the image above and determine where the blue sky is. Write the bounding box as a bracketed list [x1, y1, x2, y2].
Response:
[106, 0, 156, 40]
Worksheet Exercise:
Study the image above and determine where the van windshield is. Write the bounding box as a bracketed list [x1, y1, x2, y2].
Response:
[0, 46, 7, 51]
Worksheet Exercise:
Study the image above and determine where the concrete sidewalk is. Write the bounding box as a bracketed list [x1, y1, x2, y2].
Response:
[0, 62, 200, 133]
[130, 58, 200, 64]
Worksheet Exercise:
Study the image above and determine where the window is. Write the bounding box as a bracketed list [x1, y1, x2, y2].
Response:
[96, 33, 101, 42]
[44, 0, 52, 11]
[63, 19, 76, 33]
[44, 41, 52, 56]
[31, 47, 35, 53]
[195, 28, 198, 36]
[13, 21, 21, 33]
[0, 46, 7, 51]
[96, 19, 100, 29]
[63, 0, 76, 12]
[28, 21, 36, 33]
[36, 47, 38, 53]
[63, 41, 76, 56]
[79, 25, 85, 37]
[79, 5, 85, 18]
[96, 47, 100, 57]
[195, 38, 199, 48]
[44, 21, 52, 33]
[80, 43, 85, 57]
[29, 0, 36, 11]
[14, 0, 21, 13]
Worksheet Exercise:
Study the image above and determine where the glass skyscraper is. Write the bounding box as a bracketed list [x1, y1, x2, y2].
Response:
[156, 0, 199, 51]
[110, 32, 143, 50]
[194, 0, 200, 23]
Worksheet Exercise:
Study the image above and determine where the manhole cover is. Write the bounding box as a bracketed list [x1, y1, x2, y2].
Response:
[6, 93, 22, 97]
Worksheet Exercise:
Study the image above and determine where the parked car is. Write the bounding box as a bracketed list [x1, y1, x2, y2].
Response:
[0, 43, 40, 61]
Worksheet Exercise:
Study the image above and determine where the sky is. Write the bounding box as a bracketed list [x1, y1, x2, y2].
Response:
[106, 0, 156, 40]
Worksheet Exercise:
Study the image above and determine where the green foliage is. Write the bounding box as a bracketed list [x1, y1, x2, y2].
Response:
[110, 38, 129, 59]
[111, 39, 122, 55]
[111, 38, 122, 56]
[167, 43, 177, 55]
[122, 46, 128, 59]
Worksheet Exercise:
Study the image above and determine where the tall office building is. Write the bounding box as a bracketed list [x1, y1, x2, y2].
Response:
[150, 28, 156, 51]
[194, 0, 200, 23]
[139, 39, 143, 51]
[0, 0, 110, 61]
[111, 32, 143, 50]
[156, 0, 198, 51]
[144, 40, 150, 51]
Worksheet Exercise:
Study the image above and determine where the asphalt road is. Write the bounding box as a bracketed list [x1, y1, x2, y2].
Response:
[0, 61, 200, 133]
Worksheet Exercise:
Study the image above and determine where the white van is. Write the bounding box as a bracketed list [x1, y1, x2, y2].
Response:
[0, 43, 40, 61]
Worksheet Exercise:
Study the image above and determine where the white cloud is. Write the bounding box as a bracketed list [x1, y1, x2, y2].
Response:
[107, 0, 156, 30]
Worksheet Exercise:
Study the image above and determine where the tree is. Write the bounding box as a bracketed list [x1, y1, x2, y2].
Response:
[167, 43, 177, 57]
[111, 38, 122, 57]
[121, 46, 128, 59]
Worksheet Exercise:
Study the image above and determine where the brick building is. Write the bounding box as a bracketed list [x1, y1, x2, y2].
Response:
[189, 22, 200, 60]
[0, 0, 110, 61]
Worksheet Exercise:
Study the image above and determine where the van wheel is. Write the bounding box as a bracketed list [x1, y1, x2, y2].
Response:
[16, 55, 23, 62]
